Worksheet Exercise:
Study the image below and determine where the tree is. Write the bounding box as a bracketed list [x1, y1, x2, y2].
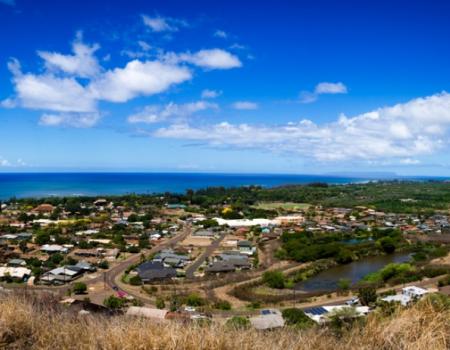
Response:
[225, 316, 250, 329]
[129, 275, 142, 285]
[185, 293, 205, 307]
[282, 308, 313, 326]
[337, 278, 351, 293]
[35, 232, 51, 245]
[214, 300, 231, 310]
[378, 237, 396, 254]
[358, 286, 377, 306]
[98, 260, 109, 269]
[262, 270, 285, 289]
[103, 295, 125, 309]
[156, 297, 165, 309]
[19, 240, 28, 253]
[73, 282, 87, 294]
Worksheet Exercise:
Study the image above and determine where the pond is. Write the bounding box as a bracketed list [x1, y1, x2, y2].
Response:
[294, 252, 411, 293]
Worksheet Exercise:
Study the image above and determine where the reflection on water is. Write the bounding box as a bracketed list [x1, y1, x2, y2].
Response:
[295, 252, 411, 292]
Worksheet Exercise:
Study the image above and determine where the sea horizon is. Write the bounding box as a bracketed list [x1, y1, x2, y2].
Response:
[0, 171, 449, 200]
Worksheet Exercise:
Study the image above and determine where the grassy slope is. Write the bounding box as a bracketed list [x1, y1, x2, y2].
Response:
[1, 294, 449, 350]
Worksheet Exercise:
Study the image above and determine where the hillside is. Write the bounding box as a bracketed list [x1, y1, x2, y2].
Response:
[1, 294, 449, 350]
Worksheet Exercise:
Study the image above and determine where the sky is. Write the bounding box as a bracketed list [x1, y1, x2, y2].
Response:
[1, 0, 450, 175]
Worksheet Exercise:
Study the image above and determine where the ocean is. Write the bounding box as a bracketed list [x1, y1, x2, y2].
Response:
[0, 172, 445, 200]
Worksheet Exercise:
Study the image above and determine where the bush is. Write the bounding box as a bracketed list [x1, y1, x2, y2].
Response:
[103, 295, 125, 309]
[98, 260, 109, 269]
[358, 286, 377, 306]
[225, 316, 250, 329]
[129, 275, 142, 285]
[72, 282, 87, 295]
[185, 293, 205, 307]
[282, 308, 313, 327]
[214, 300, 231, 310]
[262, 270, 285, 289]
[377, 237, 396, 254]
[156, 297, 165, 309]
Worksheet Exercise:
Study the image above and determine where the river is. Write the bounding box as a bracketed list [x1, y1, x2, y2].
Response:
[294, 252, 411, 292]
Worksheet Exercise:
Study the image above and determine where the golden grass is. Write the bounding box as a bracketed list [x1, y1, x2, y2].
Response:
[0, 294, 449, 350]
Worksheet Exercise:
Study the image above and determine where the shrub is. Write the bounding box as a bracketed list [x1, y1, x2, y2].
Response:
[103, 295, 125, 309]
[98, 260, 109, 269]
[72, 282, 87, 295]
[282, 308, 313, 327]
[358, 286, 377, 306]
[262, 270, 285, 289]
[225, 316, 250, 329]
[214, 300, 231, 310]
[129, 275, 142, 285]
[156, 297, 165, 309]
[185, 293, 205, 307]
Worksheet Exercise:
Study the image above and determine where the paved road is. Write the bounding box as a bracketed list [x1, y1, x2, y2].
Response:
[185, 232, 227, 279]
[89, 224, 192, 290]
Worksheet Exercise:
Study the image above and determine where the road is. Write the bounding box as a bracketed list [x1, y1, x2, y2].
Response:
[88, 224, 192, 290]
[184, 232, 227, 279]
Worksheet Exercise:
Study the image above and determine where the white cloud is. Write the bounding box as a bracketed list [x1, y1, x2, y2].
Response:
[7, 59, 96, 112]
[175, 49, 242, 70]
[214, 30, 228, 38]
[39, 112, 102, 128]
[138, 40, 152, 51]
[89, 60, 192, 103]
[400, 158, 420, 165]
[128, 101, 218, 124]
[201, 89, 222, 99]
[0, 157, 11, 167]
[232, 101, 258, 110]
[300, 81, 348, 104]
[141, 14, 185, 32]
[314, 82, 347, 94]
[37, 32, 101, 78]
[155, 92, 450, 163]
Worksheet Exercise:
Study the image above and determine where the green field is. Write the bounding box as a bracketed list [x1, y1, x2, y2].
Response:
[253, 202, 311, 211]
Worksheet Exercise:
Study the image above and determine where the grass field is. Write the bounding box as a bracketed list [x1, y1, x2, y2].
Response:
[253, 202, 310, 211]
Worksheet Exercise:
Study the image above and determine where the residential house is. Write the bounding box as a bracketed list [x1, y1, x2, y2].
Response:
[250, 309, 285, 330]
[237, 240, 256, 256]
[136, 261, 177, 283]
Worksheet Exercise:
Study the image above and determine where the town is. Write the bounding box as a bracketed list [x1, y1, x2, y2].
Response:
[2, 182, 450, 330]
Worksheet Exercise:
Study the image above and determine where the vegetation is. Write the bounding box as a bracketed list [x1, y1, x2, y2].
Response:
[2, 294, 450, 349]
[282, 308, 314, 328]
[72, 282, 87, 295]
[262, 270, 285, 289]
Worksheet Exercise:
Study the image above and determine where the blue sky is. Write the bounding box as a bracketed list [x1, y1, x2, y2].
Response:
[1, 0, 450, 175]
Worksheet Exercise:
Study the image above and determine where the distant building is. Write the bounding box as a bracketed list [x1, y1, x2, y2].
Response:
[136, 261, 177, 283]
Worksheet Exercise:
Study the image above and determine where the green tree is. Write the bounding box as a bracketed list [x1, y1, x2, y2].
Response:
[378, 237, 396, 254]
[225, 316, 250, 329]
[103, 295, 125, 309]
[358, 286, 377, 306]
[262, 270, 285, 289]
[73, 282, 87, 294]
[337, 278, 351, 292]
[185, 293, 205, 307]
[156, 297, 165, 309]
[282, 308, 314, 328]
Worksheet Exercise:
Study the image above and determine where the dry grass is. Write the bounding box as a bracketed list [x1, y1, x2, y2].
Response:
[0, 294, 449, 350]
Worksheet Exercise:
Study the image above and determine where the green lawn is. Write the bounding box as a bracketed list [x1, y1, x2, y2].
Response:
[253, 202, 310, 211]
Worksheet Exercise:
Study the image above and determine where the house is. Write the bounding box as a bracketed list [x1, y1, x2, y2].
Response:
[237, 240, 256, 256]
[41, 244, 69, 254]
[205, 261, 236, 274]
[32, 204, 54, 214]
[126, 306, 168, 321]
[16, 232, 33, 240]
[304, 305, 369, 323]
[40, 266, 83, 285]
[193, 229, 216, 238]
[7, 258, 27, 267]
[381, 286, 428, 306]
[136, 261, 177, 283]
[74, 261, 97, 272]
[250, 309, 285, 330]
[0, 267, 31, 281]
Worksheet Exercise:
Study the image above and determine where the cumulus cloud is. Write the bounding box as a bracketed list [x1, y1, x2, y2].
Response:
[37, 32, 101, 78]
[128, 101, 218, 124]
[7, 59, 96, 112]
[232, 101, 258, 110]
[214, 30, 228, 38]
[300, 81, 348, 104]
[39, 112, 102, 128]
[201, 89, 222, 99]
[141, 14, 186, 32]
[155, 92, 450, 163]
[89, 60, 192, 103]
[171, 49, 242, 70]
